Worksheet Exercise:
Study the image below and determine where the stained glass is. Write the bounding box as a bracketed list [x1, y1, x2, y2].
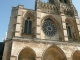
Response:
[42, 18, 57, 36]
[23, 17, 32, 34]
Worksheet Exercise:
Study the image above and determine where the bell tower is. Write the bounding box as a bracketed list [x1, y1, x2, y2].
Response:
[59, 0, 80, 41]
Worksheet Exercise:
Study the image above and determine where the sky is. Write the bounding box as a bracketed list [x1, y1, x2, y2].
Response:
[0, 0, 80, 42]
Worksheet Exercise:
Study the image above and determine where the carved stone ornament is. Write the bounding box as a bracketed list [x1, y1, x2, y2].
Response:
[64, 8, 74, 16]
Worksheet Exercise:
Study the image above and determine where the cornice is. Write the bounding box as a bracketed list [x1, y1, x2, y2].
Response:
[5, 37, 80, 46]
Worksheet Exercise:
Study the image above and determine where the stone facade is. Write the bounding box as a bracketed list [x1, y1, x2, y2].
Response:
[2, 0, 80, 60]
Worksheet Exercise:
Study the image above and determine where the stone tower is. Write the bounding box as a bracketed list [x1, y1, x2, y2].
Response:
[3, 0, 80, 60]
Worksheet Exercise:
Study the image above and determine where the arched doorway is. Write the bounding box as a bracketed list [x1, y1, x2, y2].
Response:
[42, 45, 67, 60]
[18, 47, 36, 60]
[72, 50, 80, 60]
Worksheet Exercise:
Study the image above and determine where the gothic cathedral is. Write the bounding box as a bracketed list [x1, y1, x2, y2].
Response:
[2, 0, 80, 60]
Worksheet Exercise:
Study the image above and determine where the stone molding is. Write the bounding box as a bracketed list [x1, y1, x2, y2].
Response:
[5, 37, 80, 46]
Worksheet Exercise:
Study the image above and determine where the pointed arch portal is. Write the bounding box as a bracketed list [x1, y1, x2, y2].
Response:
[18, 47, 36, 60]
[72, 50, 80, 60]
[42, 45, 67, 60]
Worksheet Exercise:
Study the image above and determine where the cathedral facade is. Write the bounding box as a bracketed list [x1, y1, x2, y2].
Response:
[2, 0, 80, 60]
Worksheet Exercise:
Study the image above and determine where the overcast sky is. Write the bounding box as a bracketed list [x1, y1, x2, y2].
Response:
[0, 0, 80, 42]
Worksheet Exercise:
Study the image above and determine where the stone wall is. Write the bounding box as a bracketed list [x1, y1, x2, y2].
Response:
[9, 39, 80, 60]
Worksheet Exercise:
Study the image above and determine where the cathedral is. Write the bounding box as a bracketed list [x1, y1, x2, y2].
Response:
[1, 0, 80, 60]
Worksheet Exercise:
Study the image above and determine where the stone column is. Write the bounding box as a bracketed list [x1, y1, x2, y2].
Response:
[75, 16, 80, 41]
[35, 0, 42, 39]
[61, 13, 69, 41]
[10, 56, 17, 60]
[36, 9, 41, 39]
[3, 41, 12, 60]
[15, 5, 23, 37]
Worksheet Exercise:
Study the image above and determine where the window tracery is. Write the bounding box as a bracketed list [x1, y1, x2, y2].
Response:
[42, 18, 57, 37]
[23, 17, 32, 34]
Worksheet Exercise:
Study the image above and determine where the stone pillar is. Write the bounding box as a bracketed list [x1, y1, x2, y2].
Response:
[75, 16, 80, 41]
[36, 9, 41, 39]
[35, 0, 42, 39]
[61, 14, 69, 41]
[7, 7, 17, 39]
[15, 5, 23, 37]
[10, 56, 17, 60]
[3, 41, 12, 60]
[36, 57, 41, 60]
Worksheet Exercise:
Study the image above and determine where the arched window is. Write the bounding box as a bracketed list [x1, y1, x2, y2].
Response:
[23, 17, 32, 34]
[24, 20, 28, 33]
[66, 23, 72, 39]
[28, 21, 32, 34]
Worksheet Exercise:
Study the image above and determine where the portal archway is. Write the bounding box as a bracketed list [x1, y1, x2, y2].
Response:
[42, 45, 67, 60]
[72, 50, 80, 60]
[18, 47, 36, 60]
